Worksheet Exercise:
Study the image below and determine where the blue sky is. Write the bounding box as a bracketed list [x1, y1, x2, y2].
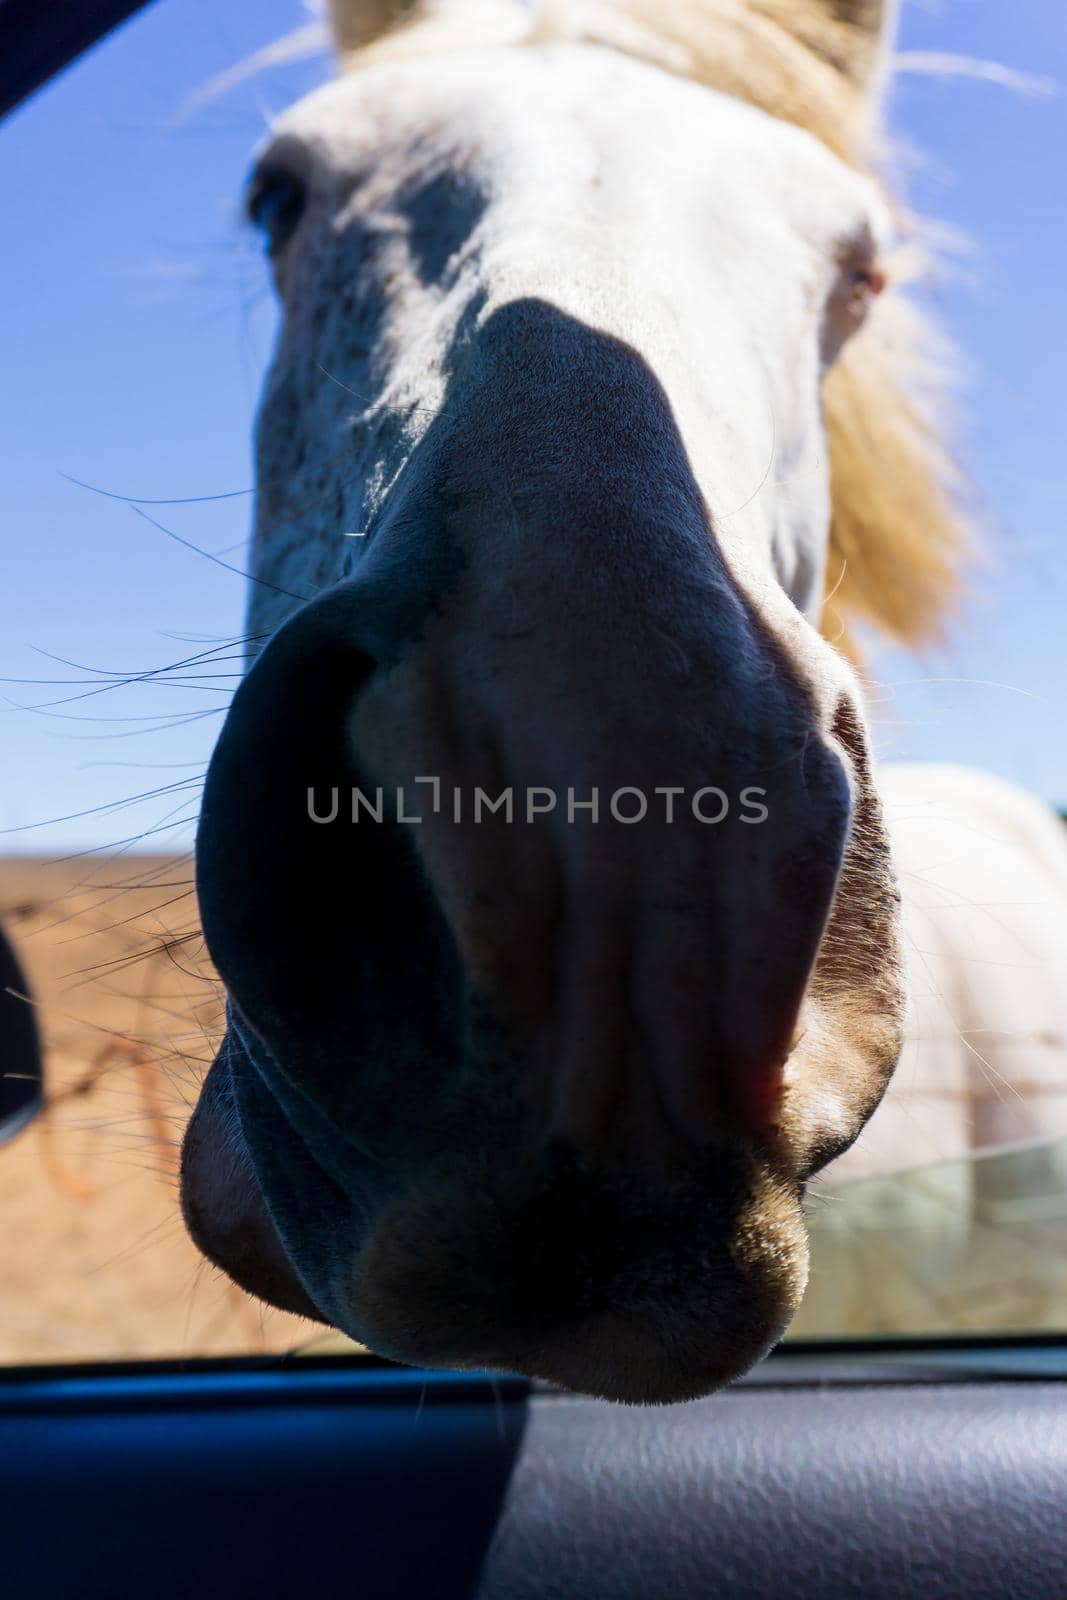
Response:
[0, 0, 1064, 853]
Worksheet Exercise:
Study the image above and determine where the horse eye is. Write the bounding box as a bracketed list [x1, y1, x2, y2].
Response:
[821, 251, 888, 365]
[848, 263, 887, 301]
[247, 171, 307, 256]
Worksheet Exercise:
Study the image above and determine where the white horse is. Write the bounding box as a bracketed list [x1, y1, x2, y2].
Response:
[180, 0, 1067, 1400]
[795, 763, 1067, 1339]
[835, 764, 1067, 1183]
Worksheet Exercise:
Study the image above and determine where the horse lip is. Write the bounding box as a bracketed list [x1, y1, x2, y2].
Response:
[212, 1020, 363, 1326]
[179, 1042, 328, 1325]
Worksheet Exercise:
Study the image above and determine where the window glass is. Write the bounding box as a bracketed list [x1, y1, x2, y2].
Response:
[1, 0, 1064, 1366]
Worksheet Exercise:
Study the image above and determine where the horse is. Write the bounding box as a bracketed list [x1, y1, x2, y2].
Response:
[180, 0, 1067, 1402]
[830, 764, 1067, 1184]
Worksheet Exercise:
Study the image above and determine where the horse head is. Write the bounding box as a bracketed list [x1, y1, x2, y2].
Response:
[182, 0, 962, 1402]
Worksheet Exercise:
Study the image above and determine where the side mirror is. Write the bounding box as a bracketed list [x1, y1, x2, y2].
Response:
[0, 922, 42, 1146]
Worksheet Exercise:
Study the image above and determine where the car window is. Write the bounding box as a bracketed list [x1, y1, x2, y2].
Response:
[796, 1139, 1067, 1340]
[1, 0, 1064, 1370]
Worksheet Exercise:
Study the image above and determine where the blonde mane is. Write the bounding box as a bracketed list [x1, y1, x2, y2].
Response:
[330, 0, 967, 658]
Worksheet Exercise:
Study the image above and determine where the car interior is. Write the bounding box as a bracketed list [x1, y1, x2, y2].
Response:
[3, 4, 1066, 1598]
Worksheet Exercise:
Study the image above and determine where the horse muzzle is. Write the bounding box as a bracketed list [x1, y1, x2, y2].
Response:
[185, 445, 903, 1396]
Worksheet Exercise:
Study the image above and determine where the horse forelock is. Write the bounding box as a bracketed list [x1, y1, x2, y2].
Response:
[320, 0, 967, 662]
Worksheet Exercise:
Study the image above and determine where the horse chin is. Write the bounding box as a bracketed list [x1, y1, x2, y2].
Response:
[181, 1039, 815, 1403]
[347, 1155, 811, 1404]
[179, 1057, 327, 1327]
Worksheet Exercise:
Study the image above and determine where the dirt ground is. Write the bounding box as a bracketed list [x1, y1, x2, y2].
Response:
[0, 855, 310, 1365]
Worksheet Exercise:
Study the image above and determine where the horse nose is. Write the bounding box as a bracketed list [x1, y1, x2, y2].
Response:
[196, 572, 470, 1111]
[338, 535, 858, 1151]
[199, 540, 858, 1166]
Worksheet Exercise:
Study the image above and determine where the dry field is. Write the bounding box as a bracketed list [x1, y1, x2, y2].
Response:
[0, 854, 310, 1365]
